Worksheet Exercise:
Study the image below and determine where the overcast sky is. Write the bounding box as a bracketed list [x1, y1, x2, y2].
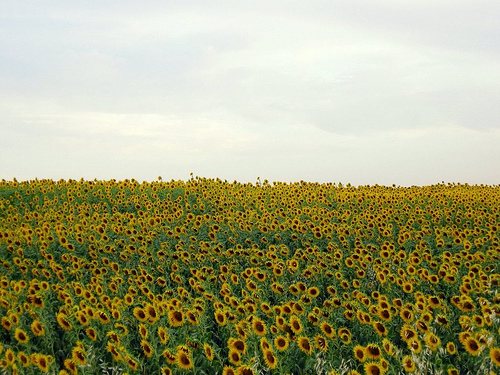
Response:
[1, 1, 500, 185]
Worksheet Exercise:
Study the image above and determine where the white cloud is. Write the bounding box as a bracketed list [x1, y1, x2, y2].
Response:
[1, 1, 499, 184]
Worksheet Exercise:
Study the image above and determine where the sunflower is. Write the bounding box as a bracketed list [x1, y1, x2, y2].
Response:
[5, 349, 15, 364]
[436, 315, 450, 328]
[382, 339, 395, 356]
[30, 319, 45, 336]
[215, 310, 227, 326]
[416, 320, 429, 333]
[162, 349, 177, 365]
[158, 326, 169, 344]
[472, 315, 484, 327]
[85, 327, 98, 341]
[274, 335, 289, 352]
[293, 302, 305, 315]
[490, 347, 500, 367]
[400, 308, 413, 323]
[133, 307, 148, 323]
[320, 322, 335, 339]
[373, 321, 388, 336]
[297, 336, 313, 355]
[223, 366, 237, 375]
[186, 311, 199, 325]
[141, 340, 154, 358]
[260, 337, 271, 352]
[402, 355, 416, 372]
[18, 351, 30, 367]
[64, 359, 78, 375]
[107, 342, 122, 362]
[56, 313, 73, 331]
[463, 337, 481, 356]
[125, 355, 139, 371]
[365, 344, 382, 360]
[236, 323, 249, 340]
[97, 311, 110, 324]
[107, 330, 121, 344]
[146, 304, 159, 323]
[354, 345, 366, 362]
[236, 365, 255, 375]
[314, 334, 328, 352]
[204, 343, 214, 361]
[424, 332, 441, 351]
[72, 346, 87, 366]
[261, 349, 277, 369]
[307, 312, 320, 325]
[289, 315, 303, 334]
[169, 309, 185, 327]
[124, 294, 134, 305]
[161, 366, 173, 375]
[138, 323, 149, 339]
[36, 354, 51, 373]
[229, 338, 247, 354]
[402, 282, 413, 293]
[252, 317, 267, 336]
[14, 328, 29, 344]
[228, 349, 242, 366]
[407, 338, 422, 354]
[308, 286, 320, 298]
[338, 327, 352, 344]
[176, 350, 194, 370]
[276, 315, 286, 329]
[29, 294, 44, 308]
[111, 309, 121, 320]
[444, 341, 456, 355]
[364, 362, 384, 375]
[75, 311, 89, 326]
[400, 324, 417, 343]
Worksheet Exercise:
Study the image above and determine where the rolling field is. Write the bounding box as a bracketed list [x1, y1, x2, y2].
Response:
[0, 178, 499, 374]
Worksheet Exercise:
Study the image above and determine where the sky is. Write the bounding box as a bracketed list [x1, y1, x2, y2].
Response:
[1, 1, 500, 186]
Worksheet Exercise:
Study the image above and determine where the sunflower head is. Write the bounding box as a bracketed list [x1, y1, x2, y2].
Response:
[297, 336, 313, 355]
[274, 335, 289, 352]
[176, 350, 194, 370]
[262, 349, 277, 369]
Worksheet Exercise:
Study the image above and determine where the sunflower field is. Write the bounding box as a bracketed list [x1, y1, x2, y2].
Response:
[0, 178, 499, 375]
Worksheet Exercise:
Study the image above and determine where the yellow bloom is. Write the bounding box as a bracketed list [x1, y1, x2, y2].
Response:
[71, 346, 87, 366]
[353, 345, 366, 362]
[263, 349, 277, 369]
[365, 344, 382, 360]
[463, 337, 482, 356]
[14, 328, 29, 344]
[31, 320, 45, 337]
[297, 336, 313, 355]
[320, 322, 335, 339]
[168, 309, 185, 327]
[228, 338, 247, 354]
[364, 362, 385, 375]
[314, 334, 328, 352]
[289, 315, 303, 334]
[133, 307, 148, 323]
[274, 335, 289, 352]
[228, 349, 242, 366]
[141, 340, 154, 358]
[252, 317, 266, 336]
[56, 313, 72, 331]
[204, 343, 214, 361]
[402, 355, 416, 372]
[490, 347, 500, 367]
